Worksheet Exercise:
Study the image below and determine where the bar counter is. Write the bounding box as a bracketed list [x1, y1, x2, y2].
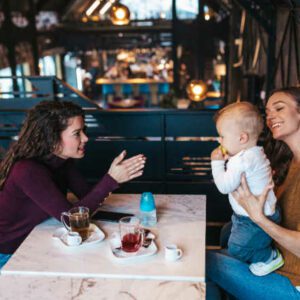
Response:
[96, 78, 172, 85]
[96, 78, 172, 105]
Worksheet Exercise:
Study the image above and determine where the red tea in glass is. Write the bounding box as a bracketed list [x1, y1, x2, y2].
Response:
[119, 216, 143, 253]
[121, 233, 142, 252]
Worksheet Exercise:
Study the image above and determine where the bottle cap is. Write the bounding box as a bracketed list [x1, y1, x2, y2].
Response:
[140, 192, 156, 212]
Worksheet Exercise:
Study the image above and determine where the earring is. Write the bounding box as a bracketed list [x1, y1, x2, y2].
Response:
[53, 144, 61, 154]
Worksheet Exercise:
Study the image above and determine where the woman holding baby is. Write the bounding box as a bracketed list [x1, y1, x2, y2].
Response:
[207, 87, 300, 300]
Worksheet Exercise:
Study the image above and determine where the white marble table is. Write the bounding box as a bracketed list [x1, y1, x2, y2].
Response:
[0, 194, 206, 300]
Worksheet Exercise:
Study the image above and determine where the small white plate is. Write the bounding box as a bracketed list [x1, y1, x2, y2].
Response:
[109, 232, 157, 260]
[53, 224, 105, 247]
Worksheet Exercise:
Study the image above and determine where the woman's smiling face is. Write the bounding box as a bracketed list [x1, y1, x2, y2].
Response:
[266, 92, 300, 142]
[54, 116, 88, 159]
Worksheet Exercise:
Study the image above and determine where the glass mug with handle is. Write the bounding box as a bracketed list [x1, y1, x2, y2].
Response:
[61, 206, 90, 241]
[119, 216, 144, 253]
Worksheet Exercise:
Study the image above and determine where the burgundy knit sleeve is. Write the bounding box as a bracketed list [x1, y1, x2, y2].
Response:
[13, 160, 119, 220]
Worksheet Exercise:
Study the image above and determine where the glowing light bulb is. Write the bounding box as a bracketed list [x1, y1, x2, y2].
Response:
[115, 8, 126, 19]
[192, 85, 203, 95]
[110, 3, 130, 25]
[186, 80, 208, 102]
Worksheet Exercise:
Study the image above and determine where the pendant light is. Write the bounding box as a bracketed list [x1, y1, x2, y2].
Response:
[186, 80, 208, 102]
[110, 2, 130, 25]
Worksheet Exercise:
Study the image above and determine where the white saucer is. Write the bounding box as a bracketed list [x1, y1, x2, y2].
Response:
[109, 232, 157, 261]
[53, 224, 105, 247]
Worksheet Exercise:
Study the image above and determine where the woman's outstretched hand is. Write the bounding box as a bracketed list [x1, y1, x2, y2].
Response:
[108, 150, 146, 183]
[232, 174, 274, 224]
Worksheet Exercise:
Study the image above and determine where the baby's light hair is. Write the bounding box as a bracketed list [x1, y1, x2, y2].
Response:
[214, 102, 264, 140]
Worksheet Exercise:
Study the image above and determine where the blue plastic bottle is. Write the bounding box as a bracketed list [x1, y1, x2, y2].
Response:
[139, 192, 157, 227]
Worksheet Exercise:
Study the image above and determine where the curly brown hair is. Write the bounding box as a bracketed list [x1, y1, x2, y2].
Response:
[264, 86, 300, 186]
[0, 101, 84, 189]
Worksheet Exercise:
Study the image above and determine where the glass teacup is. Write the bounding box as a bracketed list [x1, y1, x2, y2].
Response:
[119, 216, 143, 253]
[61, 206, 90, 241]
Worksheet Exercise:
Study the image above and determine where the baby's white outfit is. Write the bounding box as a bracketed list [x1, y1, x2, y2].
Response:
[211, 146, 276, 216]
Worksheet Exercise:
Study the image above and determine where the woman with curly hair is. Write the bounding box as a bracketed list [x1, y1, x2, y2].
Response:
[0, 101, 145, 268]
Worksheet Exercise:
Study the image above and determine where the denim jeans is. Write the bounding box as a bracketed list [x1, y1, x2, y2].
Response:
[206, 250, 300, 300]
[0, 253, 11, 269]
[228, 208, 281, 263]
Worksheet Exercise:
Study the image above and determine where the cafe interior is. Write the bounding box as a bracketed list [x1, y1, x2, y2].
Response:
[0, 0, 299, 299]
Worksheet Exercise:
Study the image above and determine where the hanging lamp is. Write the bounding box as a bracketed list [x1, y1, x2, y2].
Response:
[110, 2, 130, 25]
[186, 80, 208, 102]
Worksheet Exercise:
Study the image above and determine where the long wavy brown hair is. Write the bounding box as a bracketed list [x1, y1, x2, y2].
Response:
[264, 86, 300, 186]
[0, 101, 84, 189]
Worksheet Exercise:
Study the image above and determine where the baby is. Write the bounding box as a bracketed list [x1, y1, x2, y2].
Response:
[211, 101, 284, 276]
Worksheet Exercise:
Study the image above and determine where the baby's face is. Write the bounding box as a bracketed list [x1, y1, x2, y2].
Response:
[216, 116, 243, 156]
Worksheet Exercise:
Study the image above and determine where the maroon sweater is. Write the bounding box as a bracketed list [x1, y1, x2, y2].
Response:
[0, 155, 119, 254]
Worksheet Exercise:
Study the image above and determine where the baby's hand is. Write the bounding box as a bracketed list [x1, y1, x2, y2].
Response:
[211, 147, 224, 160]
[211, 146, 227, 161]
